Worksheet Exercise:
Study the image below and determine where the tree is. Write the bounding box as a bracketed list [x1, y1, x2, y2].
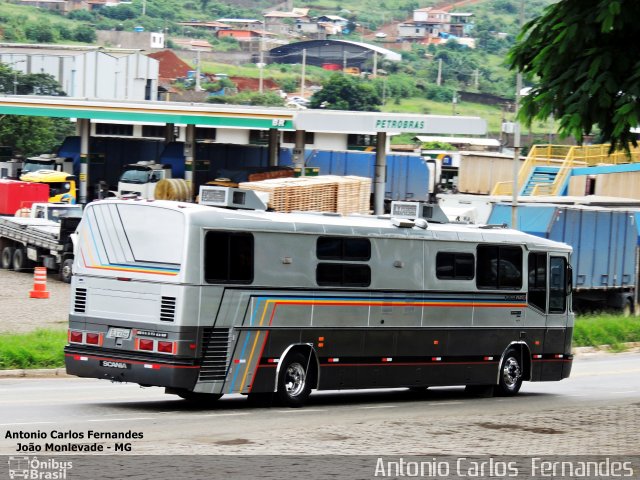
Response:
[509, 0, 640, 151]
[0, 67, 72, 156]
[74, 24, 97, 43]
[309, 74, 382, 111]
[0, 116, 74, 157]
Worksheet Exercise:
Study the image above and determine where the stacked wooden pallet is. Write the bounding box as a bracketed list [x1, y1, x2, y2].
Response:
[238, 175, 371, 214]
[332, 175, 371, 215]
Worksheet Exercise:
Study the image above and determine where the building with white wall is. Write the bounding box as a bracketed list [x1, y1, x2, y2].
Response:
[0, 44, 159, 101]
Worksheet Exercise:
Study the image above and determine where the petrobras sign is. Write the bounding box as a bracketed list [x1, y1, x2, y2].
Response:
[294, 111, 487, 135]
[374, 118, 426, 131]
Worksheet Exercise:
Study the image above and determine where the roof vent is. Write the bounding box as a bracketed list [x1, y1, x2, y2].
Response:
[391, 217, 414, 228]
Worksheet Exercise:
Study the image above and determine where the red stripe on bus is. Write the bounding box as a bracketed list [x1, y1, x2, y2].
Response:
[64, 353, 200, 369]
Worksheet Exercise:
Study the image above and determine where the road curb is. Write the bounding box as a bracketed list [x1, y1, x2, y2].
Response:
[0, 367, 70, 379]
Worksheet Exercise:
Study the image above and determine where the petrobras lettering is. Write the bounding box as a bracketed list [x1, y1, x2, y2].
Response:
[375, 119, 426, 131]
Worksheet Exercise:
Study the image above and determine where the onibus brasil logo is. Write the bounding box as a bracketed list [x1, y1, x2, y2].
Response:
[7, 457, 72, 479]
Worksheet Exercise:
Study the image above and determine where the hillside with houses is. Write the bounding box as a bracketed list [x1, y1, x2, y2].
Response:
[0, 0, 555, 128]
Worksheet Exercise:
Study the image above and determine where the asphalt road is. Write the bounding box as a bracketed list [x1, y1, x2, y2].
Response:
[0, 354, 638, 457]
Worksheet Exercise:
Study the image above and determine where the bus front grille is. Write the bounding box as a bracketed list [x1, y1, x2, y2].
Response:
[198, 328, 231, 381]
[74, 288, 87, 313]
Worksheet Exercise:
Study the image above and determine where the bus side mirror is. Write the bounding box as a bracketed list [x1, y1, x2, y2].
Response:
[566, 264, 573, 295]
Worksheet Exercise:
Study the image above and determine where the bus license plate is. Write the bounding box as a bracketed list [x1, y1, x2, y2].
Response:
[100, 360, 130, 369]
[107, 327, 131, 339]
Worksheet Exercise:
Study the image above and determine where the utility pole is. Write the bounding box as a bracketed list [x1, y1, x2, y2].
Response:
[474, 69, 479, 89]
[343, 50, 347, 71]
[382, 77, 387, 105]
[300, 48, 307, 97]
[258, 49, 264, 94]
[373, 51, 378, 77]
[511, 0, 525, 230]
[194, 49, 202, 92]
[142, 0, 146, 15]
[259, 22, 266, 94]
[436, 58, 442, 86]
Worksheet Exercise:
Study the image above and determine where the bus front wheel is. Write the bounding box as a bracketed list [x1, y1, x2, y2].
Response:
[494, 348, 523, 396]
[277, 352, 311, 408]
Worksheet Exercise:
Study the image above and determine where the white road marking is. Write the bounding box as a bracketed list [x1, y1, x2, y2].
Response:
[0, 421, 55, 427]
[610, 391, 637, 394]
[199, 413, 251, 417]
[359, 405, 397, 410]
[572, 368, 640, 377]
[275, 409, 327, 413]
[88, 417, 153, 422]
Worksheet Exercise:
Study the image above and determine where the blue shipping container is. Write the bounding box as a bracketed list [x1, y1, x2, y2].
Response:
[489, 204, 637, 291]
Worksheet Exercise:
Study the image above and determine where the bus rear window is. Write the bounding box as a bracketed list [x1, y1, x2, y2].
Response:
[205, 231, 254, 284]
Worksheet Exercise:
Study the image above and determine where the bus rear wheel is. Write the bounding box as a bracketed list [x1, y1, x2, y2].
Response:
[277, 352, 311, 408]
[494, 349, 523, 396]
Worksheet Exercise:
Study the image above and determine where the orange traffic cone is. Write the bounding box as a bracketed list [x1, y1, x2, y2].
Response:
[29, 267, 50, 299]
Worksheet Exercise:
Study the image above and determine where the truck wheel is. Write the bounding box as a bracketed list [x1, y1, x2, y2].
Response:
[59, 258, 74, 283]
[494, 348, 523, 396]
[12, 248, 33, 272]
[622, 299, 634, 317]
[277, 352, 311, 408]
[1, 246, 15, 269]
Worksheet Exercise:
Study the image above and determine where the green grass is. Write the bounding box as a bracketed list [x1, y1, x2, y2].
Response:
[194, 60, 332, 84]
[0, 2, 82, 29]
[0, 329, 66, 370]
[573, 314, 640, 352]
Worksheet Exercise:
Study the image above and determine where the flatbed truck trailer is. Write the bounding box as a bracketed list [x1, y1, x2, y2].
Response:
[0, 203, 82, 283]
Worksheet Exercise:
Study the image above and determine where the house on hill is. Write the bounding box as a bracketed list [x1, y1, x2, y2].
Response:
[177, 21, 232, 34]
[398, 7, 473, 43]
[263, 10, 310, 35]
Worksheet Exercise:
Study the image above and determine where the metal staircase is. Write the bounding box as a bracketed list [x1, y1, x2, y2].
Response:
[491, 144, 640, 197]
[520, 166, 560, 196]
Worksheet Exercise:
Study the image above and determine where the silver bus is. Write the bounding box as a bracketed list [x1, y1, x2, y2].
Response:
[65, 190, 574, 407]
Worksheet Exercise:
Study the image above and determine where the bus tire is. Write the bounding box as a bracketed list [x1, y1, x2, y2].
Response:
[12, 248, 33, 272]
[1, 246, 15, 269]
[277, 352, 311, 408]
[494, 348, 523, 396]
[60, 258, 74, 283]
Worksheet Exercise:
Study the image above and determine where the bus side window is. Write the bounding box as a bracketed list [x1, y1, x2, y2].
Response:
[477, 245, 523, 290]
[549, 257, 567, 313]
[528, 252, 547, 312]
[436, 252, 474, 280]
[204, 231, 254, 284]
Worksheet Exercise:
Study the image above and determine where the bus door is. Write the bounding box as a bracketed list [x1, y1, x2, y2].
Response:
[544, 255, 571, 379]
